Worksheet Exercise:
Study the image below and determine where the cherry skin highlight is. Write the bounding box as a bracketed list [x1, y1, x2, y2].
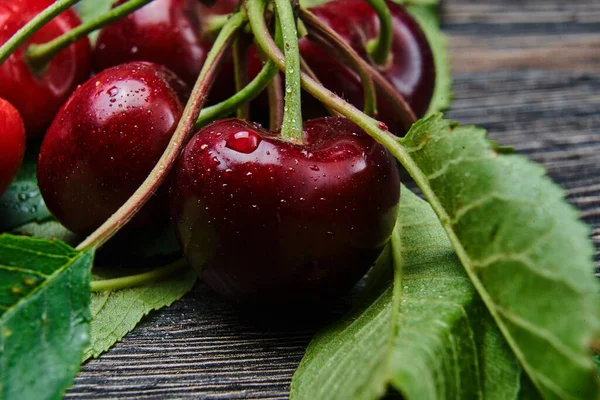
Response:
[93, 0, 235, 86]
[0, 0, 91, 136]
[38, 62, 189, 236]
[300, 0, 435, 134]
[170, 117, 400, 303]
[0, 98, 26, 195]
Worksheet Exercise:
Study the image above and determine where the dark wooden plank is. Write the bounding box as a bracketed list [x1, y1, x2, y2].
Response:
[67, 0, 600, 397]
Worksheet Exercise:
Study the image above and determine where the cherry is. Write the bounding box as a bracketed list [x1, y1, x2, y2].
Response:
[300, 0, 435, 133]
[38, 62, 189, 236]
[0, 0, 91, 136]
[93, 0, 236, 87]
[170, 117, 400, 303]
[0, 98, 26, 195]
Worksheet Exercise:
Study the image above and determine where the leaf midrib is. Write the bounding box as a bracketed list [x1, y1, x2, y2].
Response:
[393, 136, 579, 400]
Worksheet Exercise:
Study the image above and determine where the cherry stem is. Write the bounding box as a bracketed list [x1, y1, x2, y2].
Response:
[0, 0, 82, 65]
[76, 11, 247, 251]
[268, 68, 284, 130]
[27, 0, 154, 72]
[249, 0, 409, 175]
[301, 19, 376, 116]
[195, 57, 278, 127]
[91, 259, 190, 292]
[299, 55, 338, 117]
[266, 13, 285, 130]
[233, 34, 251, 119]
[273, 0, 303, 143]
[365, 0, 393, 67]
[299, 7, 416, 132]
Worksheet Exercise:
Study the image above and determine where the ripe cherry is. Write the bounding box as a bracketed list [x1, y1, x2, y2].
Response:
[93, 0, 236, 87]
[300, 0, 435, 133]
[38, 62, 189, 236]
[0, 98, 26, 195]
[0, 0, 91, 136]
[170, 117, 400, 303]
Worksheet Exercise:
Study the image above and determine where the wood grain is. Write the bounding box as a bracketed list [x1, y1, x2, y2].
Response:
[67, 0, 600, 398]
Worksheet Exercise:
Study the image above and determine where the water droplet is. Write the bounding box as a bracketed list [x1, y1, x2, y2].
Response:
[225, 130, 261, 154]
[107, 86, 119, 97]
[246, 172, 253, 177]
[309, 165, 320, 172]
[130, 46, 139, 54]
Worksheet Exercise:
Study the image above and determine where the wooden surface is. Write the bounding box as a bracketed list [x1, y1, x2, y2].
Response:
[67, 0, 600, 398]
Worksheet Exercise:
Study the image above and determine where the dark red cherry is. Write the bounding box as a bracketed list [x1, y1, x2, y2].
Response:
[300, 0, 435, 134]
[0, 0, 91, 136]
[38, 62, 189, 236]
[170, 117, 400, 303]
[93, 0, 235, 86]
[0, 98, 26, 194]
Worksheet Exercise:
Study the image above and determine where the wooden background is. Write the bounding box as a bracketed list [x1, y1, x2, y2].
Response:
[67, 0, 600, 398]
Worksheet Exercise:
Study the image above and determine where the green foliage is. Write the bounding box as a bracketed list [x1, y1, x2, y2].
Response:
[84, 268, 197, 360]
[397, 115, 600, 399]
[291, 189, 541, 400]
[0, 151, 51, 231]
[0, 234, 93, 400]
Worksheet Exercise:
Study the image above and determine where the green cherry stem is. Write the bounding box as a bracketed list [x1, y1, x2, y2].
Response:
[299, 7, 416, 132]
[233, 33, 251, 119]
[365, 0, 393, 67]
[195, 57, 278, 127]
[302, 24, 376, 116]
[77, 11, 247, 251]
[0, 0, 82, 65]
[249, 0, 412, 174]
[91, 259, 190, 292]
[273, 0, 303, 143]
[27, 0, 154, 71]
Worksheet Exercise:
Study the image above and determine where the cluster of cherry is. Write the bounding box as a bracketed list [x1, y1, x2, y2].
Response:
[0, 0, 435, 303]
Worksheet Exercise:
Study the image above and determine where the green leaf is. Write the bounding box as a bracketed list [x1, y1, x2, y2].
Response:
[406, 5, 453, 115]
[0, 234, 93, 400]
[291, 189, 540, 400]
[11, 220, 79, 245]
[396, 115, 600, 399]
[84, 268, 197, 360]
[0, 151, 51, 231]
[73, 0, 117, 43]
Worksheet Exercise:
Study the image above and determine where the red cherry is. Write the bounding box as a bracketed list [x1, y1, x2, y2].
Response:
[38, 62, 189, 236]
[170, 117, 400, 303]
[0, 98, 26, 194]
[0, 0, 91, 136]
[93, 0, 235, 86]
[300, 0, 435, 132]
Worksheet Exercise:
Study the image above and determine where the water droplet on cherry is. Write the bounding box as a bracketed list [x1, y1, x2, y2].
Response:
[225, 130, 261, 154]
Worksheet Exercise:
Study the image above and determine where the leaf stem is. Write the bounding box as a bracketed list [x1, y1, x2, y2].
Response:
[76, 11, 247, 251]
[299, 7, 415, 132]
[365, 0, 393, 66]
[27, 0, 154, 71]
[273, 0, 303, 143]
[91, 259, 190, 292]
[0, 0, 82, 65]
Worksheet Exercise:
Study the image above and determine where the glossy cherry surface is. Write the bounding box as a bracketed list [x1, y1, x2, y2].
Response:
[38, 62, 188, 236]
[93, 0, 236, 86]
[0, 0, 91, 136]
[0, 98, 26, 194]
[300, 0, 436, 134]
[170, 117, 400, 303]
